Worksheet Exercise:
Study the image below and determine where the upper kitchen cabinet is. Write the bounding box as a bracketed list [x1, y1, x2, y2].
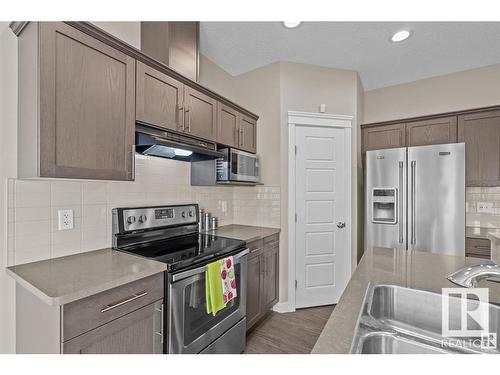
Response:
[217, 103, 239, 148]
[238, 115, 257, 153]
[217, 104, 258, 153]
[141, 22, 199, 82]
[458, 110, 500, 186]
[362, 123, 405, 152]
[406, 116, 457, 147]
[136, 61, 184, 132]
[183, 86, 217, 141]
[17, 22, 136, 180]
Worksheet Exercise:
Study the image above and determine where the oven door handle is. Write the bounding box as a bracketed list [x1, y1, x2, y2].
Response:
[171, 248, 249, 283]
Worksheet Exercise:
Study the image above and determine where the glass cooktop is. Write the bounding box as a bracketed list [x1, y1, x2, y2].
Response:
[116, 233, 246, 272]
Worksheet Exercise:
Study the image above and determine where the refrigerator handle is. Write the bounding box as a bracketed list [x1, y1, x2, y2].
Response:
[411, 160, 416, 245]
[398, 161, 404, 244]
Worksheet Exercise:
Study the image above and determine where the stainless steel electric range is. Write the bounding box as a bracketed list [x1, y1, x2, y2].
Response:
[112, 204, 248, 354]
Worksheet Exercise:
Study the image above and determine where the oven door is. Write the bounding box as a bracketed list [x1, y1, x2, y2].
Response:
[229, 149, 259, 182]
[168, 249, 248, 354]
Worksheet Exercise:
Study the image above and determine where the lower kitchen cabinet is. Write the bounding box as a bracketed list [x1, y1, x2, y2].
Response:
[246, 234, 280, 332]
[63, 300, 163, 354]
[16, 273, 164, 354]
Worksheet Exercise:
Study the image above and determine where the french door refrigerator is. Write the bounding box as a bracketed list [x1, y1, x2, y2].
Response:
[365, 143, 465, 256]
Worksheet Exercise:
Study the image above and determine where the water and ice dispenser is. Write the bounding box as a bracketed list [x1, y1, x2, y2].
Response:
[372, 188, 397, 224]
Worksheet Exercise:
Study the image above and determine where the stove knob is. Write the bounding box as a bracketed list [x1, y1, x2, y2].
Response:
[127, 216, 136, 225]
[181, 211, 186, 218]
[189, 211, 194, 217]
[139, 215, 147, 223]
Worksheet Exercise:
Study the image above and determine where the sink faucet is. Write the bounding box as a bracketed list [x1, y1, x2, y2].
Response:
[448, 260, 500, 288]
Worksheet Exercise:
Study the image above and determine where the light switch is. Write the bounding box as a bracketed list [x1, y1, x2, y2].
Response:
[58, 209, 74, 230]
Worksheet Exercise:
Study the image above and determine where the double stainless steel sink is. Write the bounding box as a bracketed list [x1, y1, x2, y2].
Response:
[350, 284, 500, 354]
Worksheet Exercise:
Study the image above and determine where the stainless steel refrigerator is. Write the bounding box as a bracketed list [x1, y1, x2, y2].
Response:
[365, 143, 465, 256]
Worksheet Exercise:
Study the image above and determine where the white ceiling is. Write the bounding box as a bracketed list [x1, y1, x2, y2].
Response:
[199, 22, 500, 90]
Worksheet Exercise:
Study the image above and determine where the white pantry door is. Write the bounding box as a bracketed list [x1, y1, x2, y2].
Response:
[295, 125, 349, 308]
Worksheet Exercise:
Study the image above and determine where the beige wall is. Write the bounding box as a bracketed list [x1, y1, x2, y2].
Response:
[199, 55, 237, 100]
[364, 63, 500, 124]
[279, 62, 360, 302]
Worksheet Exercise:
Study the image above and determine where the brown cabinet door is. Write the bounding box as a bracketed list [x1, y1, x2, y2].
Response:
[362, 123, 405, 152]
[263, 244, 279, 310]
[217, 103, 239, 148]
[63, 300, 163, 354]
[183, 86, 217, 141]
[246, 249, 263, 331]
[458, 110, 500, 186]
[406, 116, 457, 147]
[39, 22, 135, 180]
[136, 61, 184, 132]
[239, 115, 257, 153]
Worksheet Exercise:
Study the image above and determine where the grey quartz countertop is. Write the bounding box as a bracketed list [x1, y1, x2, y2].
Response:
[312, 247, 500, 354]
[6, 249, 168, 306]
[209, 224, 280, 243]
[466, 226, 500, 240]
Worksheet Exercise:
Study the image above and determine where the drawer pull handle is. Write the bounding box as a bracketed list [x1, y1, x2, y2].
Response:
[474, 246, 491, 250]
[100, 291, 148, 313]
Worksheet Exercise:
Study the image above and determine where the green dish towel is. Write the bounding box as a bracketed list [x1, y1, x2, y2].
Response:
[206, 260, 226, 316]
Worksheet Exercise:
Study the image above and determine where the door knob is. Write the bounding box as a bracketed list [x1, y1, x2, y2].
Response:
[337, 222, 346, 229]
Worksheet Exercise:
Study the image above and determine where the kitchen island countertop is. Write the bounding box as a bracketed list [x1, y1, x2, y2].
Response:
[466, 226, 500, 240]
[312, 247, 500, 354]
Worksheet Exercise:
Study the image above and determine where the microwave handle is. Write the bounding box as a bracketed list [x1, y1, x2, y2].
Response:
[171, 248, 249, 283]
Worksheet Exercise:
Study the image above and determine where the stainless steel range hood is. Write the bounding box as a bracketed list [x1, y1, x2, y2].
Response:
[135, 123, 223, 162]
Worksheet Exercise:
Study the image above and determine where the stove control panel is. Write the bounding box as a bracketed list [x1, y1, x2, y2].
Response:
[112, 204, 198, 233]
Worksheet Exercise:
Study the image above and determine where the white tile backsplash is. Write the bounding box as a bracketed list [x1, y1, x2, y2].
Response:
[8, 155, 281, 265]
[467, 187, 500, 228]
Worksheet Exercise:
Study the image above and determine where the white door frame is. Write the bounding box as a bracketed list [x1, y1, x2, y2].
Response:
[286, 111, 353, 312]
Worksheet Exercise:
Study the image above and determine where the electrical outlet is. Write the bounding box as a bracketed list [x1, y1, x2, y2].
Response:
[477, 201, 494, 214]
[58, 209, 74, 230]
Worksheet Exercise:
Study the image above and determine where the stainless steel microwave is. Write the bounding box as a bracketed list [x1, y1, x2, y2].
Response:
[216, 148, 259, 183]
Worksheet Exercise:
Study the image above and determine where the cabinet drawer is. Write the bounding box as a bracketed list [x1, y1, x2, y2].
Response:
[465, 238, 491, 258]
[63, 273, 164, 341]
[264, 233, 279, 248]
[248, 239, 264, 258]
[63, 300, 163, 354]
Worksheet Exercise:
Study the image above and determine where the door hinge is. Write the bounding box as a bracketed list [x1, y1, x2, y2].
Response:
[295, 213, 298, 223]
[294, 145, 297, 155]
[295, 280, 298, 290]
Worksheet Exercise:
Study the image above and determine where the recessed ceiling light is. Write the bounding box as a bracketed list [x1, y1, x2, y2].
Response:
[282, 21, 301, 29]
[391, 30, 411, 43]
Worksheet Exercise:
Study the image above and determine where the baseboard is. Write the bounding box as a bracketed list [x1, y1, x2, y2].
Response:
[272, 301, 295, 313]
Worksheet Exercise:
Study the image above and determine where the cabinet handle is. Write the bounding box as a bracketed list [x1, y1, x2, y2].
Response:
[155, 303, 164, 344]
[177, 105, 184, 131]
[186, 107, 191, 132]
[100, 291, 148, 313]
[131, 145, 136, 180]
[474, 246, 491, 250]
